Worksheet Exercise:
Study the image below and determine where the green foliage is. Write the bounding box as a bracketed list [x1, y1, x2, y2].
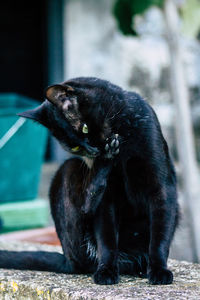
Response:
[113, 0, 165, 35]
[181, 0, 200, 38]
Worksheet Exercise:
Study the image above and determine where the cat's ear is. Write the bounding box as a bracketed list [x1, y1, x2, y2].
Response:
[17, 103, 46, 124]
[45, 84, 74, 107]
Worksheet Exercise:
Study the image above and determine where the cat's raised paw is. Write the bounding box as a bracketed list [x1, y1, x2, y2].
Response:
[148, 267, 173, 285]
[104, 134, 120, 159]
[93, 267, 119, 285]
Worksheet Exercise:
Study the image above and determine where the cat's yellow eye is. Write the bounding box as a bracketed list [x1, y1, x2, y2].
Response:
[71, 146, 80, 152]
[82, 123, 88, 134]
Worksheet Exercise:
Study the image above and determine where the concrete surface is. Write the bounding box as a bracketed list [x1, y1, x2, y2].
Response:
[0, 241, 200, 299]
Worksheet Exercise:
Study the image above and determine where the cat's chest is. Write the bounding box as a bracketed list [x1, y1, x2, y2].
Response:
[82, 156, 95, 169]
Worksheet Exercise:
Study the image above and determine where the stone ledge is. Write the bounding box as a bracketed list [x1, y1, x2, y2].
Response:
[0, 241, 200, 299]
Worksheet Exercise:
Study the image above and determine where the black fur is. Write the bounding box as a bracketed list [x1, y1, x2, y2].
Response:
[0, 77, 179, 285]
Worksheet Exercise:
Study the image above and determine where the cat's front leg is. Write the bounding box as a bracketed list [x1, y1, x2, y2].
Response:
[82, 134, 120, 215]
[82, 160, 112, 215]
[148, 185, 178, 285]
[93, 200, 119, 285]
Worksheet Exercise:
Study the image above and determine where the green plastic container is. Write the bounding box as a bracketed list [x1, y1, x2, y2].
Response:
[0, 198, 50, 232]
[0, 93, 47, 202]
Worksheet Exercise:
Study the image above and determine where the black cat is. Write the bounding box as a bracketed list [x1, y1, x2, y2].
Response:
[0, 77, 179, 285]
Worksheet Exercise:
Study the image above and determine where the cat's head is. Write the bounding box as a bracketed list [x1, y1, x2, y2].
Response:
[18, 77, 123, 158]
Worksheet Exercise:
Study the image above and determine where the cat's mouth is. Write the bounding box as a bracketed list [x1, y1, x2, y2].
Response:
[70, 143, 100, 158]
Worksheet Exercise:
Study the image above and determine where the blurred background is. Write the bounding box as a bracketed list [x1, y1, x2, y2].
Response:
[0, 0, 200, 263]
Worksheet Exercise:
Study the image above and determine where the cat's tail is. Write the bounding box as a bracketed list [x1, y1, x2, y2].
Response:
[0, 250, 73, 273]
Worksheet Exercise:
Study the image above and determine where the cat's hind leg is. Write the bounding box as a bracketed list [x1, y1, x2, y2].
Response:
[0, 158, 92, 274]
[93, 197, 119, 285]
[50, 158, 96, 274]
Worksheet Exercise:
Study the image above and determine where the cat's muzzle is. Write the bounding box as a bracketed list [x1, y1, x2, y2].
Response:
[83, 144, 100, 158]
